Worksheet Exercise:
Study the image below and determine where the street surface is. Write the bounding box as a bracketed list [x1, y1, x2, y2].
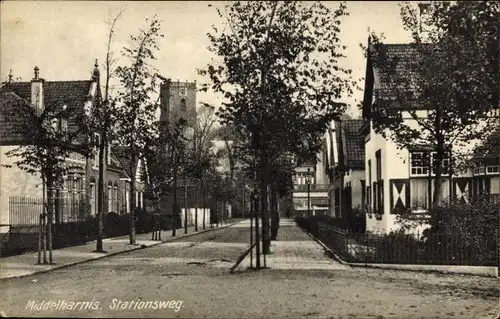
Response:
[0, 221, 498, 318]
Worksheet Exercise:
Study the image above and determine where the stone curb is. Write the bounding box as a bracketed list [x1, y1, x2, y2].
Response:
[301, 226, 499, 278]
[0, 221, 242, 281]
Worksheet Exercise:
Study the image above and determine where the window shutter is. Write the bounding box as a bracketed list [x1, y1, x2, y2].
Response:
[390, 179, 410, 213]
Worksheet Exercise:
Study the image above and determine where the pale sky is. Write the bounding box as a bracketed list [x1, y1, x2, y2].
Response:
[0, 1, 413, 117]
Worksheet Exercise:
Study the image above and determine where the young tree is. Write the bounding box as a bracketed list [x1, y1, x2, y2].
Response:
[88, 7, 126, 253]
[367, 1, 499, 206]
[113, 16, 164, 244]
[2, 86, 91, 264]
[201, 1, 355, 254]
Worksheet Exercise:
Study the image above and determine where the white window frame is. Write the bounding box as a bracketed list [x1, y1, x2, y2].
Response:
[473, 166, 486, 176]
[108, 185, 112, 213]
[93, 133, 100, 169]
[486, 165, 499, 175]
[90, 182, 96, 215]
[410, 151, 449, 177]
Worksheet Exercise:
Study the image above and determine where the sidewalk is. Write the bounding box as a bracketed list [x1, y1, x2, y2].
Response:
[235, 218, 348, 271]
[0, 219, 244, 280]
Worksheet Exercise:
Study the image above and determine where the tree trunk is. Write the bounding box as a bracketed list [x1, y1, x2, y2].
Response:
[194, 180, 198, 231]
[202, 176, 206, 230]
[41, 173, 47, 264]
[172, 151, 178, 236]
[432, 149, 445, 207]
[46, 178, 54, 264]
[432, 126, 446, 207]
[270, 182, 279, 240]
[97, 133, 106, 251]
[129, 152, 136, 244]
[184, 174, 188, 234]
[260, 177, 270, 254]
[254, 190, 261, 268]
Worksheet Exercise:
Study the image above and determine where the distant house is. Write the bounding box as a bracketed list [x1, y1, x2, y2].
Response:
[328, 119, 365, 222]
[361, 43, 499, 234]
[292, 152, 329, 216]
[112, 145, 147, 214]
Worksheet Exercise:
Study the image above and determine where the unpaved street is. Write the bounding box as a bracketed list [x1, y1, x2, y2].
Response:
[1, 223, 498, 318]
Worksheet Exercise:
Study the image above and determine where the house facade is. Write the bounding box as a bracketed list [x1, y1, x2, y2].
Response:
[361, 43, 500, 234]
[327, 119, 365, 225]
[292, 151, 330, 216]
[0, 65, 142, 241]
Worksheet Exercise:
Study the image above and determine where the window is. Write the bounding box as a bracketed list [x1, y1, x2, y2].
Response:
[487, 165, 499, 174]
[410, 152, 429, 176]
[93, 133, 100, 168]
[368, 160, 372, 209]
[474, 166, 486, 175]
[108, 185, 112, 212]
[375, 150, 381, 181]
[361, 180, 366, 209]
[90, 183, 96, 215]
[410, 179, 429, 210]
[410, 178, 450, 210]
[126, 190, 130, 214]
[431, 153, 450, 175]
[179, 87, 188, 97]
[180, 98, 187, 112]
[113, 186, 118, 212]
[411, 151, 449, 176]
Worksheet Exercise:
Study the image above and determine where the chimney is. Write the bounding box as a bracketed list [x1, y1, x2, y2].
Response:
[8, 69, 13, 84]
[31, 66, 44, 110]
[91, 59, 100, 83]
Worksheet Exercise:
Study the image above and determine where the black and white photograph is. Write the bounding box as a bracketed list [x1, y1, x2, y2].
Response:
[0, 1, 499, 318]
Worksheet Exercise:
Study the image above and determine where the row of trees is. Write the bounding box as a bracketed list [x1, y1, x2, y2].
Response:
[199, 0, 499, 257]
[2, 11, 173, 262]
[200, 1, 357, 255]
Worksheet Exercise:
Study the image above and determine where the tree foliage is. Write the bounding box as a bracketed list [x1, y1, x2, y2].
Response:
[200, 1, 355, 171]
[113, 15, 164, 243]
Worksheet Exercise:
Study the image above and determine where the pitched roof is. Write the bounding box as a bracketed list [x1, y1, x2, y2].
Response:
[0, 90, 32, 144]
[336, 119, 365, 169]
[363, 43, 431, 115]
[7, 81, 92, 116]
[1, 80, 96, 146]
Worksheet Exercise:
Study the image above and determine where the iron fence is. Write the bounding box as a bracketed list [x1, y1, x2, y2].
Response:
[9, 196, 43, 226]
[295, 216, 498, 267]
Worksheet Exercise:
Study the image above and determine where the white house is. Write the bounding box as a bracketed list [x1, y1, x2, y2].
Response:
[361, 43, 500, 234]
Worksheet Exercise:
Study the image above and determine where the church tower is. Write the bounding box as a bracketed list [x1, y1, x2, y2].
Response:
[160, 79, 197, 127]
